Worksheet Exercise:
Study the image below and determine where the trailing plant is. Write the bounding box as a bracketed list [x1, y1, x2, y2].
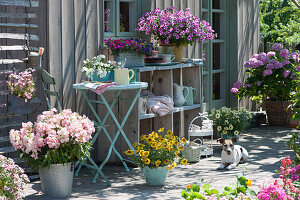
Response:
[125, 128, 188, 170]
[9, 108, 95, 170]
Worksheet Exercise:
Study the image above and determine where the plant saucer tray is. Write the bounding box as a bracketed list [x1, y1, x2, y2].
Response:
[145, 62, 181, 66]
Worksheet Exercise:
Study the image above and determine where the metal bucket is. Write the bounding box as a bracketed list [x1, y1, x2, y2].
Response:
[141, 166, 168, 186]
[39, 163, 74, 199]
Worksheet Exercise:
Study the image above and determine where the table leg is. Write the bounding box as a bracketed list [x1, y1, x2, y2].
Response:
[95, 89, 141, 184]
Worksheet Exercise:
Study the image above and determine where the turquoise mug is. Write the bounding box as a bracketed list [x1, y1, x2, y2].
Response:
[183, 87, 197, 106]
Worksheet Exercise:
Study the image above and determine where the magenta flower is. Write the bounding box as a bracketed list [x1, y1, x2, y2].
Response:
[272, 43, 283, 51]
[282, 60, 290, 66]
[267, 51, 276, 58]
[230, 88, 239, 94]
[280, 49, 289, 59]
[283, 70, 290, 78]
[244, 84, 252, 88]
[266, 64, 274, 70]
[297, 66, 300, 72]
[290, 52, 299, 63]
[263, 69, 273, 76]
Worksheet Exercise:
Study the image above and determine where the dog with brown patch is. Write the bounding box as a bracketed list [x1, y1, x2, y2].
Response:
[217, 137, 248, 170]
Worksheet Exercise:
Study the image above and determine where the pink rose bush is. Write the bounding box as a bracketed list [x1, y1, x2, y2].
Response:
[7, 68, 36, 102]
[0, 155, 29, 200]
[136, 6, 216, 47]
[231, 43, 300, 102]
[9, 109, 95, 169]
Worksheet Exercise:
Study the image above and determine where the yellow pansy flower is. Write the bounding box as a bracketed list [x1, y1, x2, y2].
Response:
[164, 147, 169, 151]
[139, 150, 145, 157]
[166, 165, 172, 170]
[164, 159, 170, 165]
[175, 151, 180, 157]
[222, 130, 228, 134]
[229, 124, 233, 130]
[217, 126, 222, 131]
[177, 146, 184, 151]
[155, 160, 161, 167]
[167, 130, 172, 135]
[224, 127, 228, 130]
[133, 142, 138, 148]
[174, 140, 179, 146]
[234, 131, 239, 136]
[181, 137, 187, 144]
[125, 150, 134, 155]
[143, 151, 149, 157]
[147, 138, 153, 144]
[156, 144, 162, 150]
[145, 159, 150, 165]
[169, 147, 174, 152]
[141, 157, 147, 162]
[159, 138, 165, 143]
[171, 162, 177, 168]
[246, 180, 251, 187]
[158, 127, 164, 133]
[144, 135, 150, 139]
[181, 159, 188, 165]
[215, 113, 220, 118]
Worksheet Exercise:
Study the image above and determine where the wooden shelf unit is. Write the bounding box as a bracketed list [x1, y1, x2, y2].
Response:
[132, 62, 204, 138]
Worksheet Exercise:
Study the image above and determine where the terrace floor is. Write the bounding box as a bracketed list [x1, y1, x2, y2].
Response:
[24, 125, 299, 200]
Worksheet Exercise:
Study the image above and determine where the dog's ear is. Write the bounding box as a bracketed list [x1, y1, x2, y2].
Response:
[231, 137, 238, 144]
[217, 138, 225, 144]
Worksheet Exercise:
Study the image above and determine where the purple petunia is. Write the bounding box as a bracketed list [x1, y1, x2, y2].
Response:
[282, 60, 290, 66]
[291, 52, 299, 63]
[233, 81, 243, 89]
[283, 70, 290, 78]
[272, 43, 283, 51]
[244, 84, 252, 88]
[263, 69, 273, 76]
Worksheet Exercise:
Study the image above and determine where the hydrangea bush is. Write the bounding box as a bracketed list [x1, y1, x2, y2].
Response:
[7, 68, 36, 102]
[0, 155, 29, 200]
[105, 38, 153, 57]
[136, 6, 216, 47]
[82, 54, 117, 78]
[208, 107, 252, 138]
[125, 128, 188, 170]
[231, 43, 300, 102]
[9, 108, 95, 169]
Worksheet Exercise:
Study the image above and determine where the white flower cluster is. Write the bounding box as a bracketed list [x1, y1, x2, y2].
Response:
[82, 54, 120, 78]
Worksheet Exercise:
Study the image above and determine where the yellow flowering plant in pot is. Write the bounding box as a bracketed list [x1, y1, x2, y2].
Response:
[125, 128, 188, 186]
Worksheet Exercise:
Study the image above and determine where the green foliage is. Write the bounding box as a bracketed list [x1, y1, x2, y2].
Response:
[260, 0, 300, 46]
[286, 133, 300, 164]
[182, 173, 256, 200]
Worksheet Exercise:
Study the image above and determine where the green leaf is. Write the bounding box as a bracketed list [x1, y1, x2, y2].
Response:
[202, 183, 211, 191]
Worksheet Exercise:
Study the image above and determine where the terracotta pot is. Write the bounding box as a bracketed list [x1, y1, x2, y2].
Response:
[288, 119, 299, 129]
[264, 101, 294, 126]
[173, 45, 184, 62]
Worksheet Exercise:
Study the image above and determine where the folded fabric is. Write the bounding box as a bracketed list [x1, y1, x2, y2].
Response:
[78, 82, 117, 94]
[141, 90, 174, 116]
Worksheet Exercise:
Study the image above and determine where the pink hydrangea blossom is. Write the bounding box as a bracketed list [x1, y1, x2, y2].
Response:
[230, 88, 239, 94]
[233, 81, 243, 89]
[263, 69, 273, 76]
[283, 70, 290, 78]
[280, 49, 289, 59]
[290, 52, 299, 63]
[267, 51, 276, 58]
[272, 43, 283, 51]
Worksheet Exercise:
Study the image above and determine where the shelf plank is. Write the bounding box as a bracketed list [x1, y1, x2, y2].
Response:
[0, 45, 38, 51]
[0, 23, 38, 29]
[130, 62, 204, 72]
[0, 12, 36, 19]
[0, 136, 10, 143]
[0, 0, 39, 7]
[139, 104, 201, 120]
[0, 33, 39, 41]
[0, 59, 24, 64]
[0, 146, 15, 154]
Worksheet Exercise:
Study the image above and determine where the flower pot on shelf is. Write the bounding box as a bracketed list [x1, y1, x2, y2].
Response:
[173, 45, 184, 62]
[39, 163, 74, 199]
[264, 101, 293, 126]
[116, 53, 144, 67]
[141, 166, 168, 186]
[90, 71, 111, 82]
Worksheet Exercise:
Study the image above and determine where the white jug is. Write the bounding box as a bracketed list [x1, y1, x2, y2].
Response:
[173, 83, 189, 107]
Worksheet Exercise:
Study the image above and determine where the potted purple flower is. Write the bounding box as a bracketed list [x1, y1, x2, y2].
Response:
[231, 43, 300, 126]
[105, 38, 153, 67]
[136, 6, 216, 61]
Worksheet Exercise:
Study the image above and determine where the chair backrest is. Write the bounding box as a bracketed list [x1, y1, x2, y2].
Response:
[41, 70, 62, 111]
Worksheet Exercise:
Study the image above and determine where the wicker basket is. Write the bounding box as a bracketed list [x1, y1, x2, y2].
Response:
[264, 101, 294, 126]
[182, 138, 203, 163]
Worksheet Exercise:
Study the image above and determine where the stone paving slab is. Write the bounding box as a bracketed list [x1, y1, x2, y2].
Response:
[24, 126, 299, 200]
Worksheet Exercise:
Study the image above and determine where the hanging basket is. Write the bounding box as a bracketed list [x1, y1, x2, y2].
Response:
[182, 138, 203, 163]
[264, 101, 294, 126]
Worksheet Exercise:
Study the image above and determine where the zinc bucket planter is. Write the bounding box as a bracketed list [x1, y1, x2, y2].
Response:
[39, 163, 74, 199]
[264, 101, 293, 126]
[141, 166, 168, 186]
[9, 95, 29, 114]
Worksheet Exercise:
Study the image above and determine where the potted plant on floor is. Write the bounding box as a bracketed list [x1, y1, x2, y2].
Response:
[7, 68, 36, 114]
[125, 128, 188, 186]
[9, 108, 95, 199]
[82, 54, 117, 82]
[231, 43, 300, 126]
[105, 38, 153, 67]
[0, 155, 30, 200]
[208, 107, 252, 143]
[136, 6, 216, 62]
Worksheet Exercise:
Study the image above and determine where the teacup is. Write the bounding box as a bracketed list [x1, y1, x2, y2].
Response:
[114, 68, 134, 85]
[158, 54, 175, 63]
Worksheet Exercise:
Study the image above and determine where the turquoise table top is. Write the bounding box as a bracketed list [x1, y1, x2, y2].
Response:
[73, 82, 148, 91]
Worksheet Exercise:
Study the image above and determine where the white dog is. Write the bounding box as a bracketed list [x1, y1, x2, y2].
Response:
[217, 137, 248, 170]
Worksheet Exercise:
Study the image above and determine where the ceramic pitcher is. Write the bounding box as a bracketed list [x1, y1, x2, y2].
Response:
[173, 83, 189, 107]
[114, 68, 134, 85]
[183, 87, 197, 106]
